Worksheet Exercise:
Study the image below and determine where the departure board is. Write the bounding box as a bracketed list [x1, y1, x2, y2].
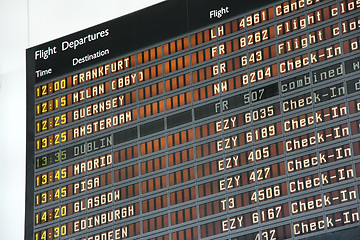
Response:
[25, 0, 360, 239]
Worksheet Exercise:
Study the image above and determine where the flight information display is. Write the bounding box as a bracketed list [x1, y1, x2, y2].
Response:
[25, 0, 360, 239]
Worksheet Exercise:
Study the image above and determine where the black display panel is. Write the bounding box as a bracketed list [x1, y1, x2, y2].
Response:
[26, 0, 360, 239]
